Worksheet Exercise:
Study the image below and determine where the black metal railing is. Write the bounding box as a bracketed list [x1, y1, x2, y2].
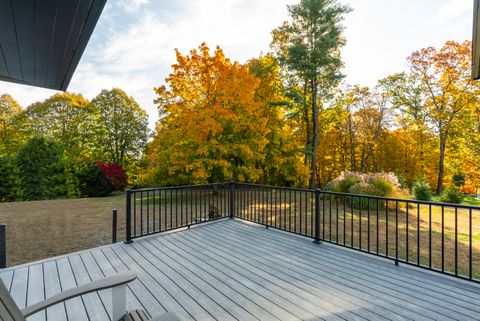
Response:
[125, 182, 480, 283]
[125, 183, 231, 242]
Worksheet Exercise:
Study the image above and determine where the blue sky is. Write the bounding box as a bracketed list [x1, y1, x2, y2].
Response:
[0, 0, 473, 129]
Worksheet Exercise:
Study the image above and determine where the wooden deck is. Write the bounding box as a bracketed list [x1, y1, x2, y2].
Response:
[1, 219, 480, 321]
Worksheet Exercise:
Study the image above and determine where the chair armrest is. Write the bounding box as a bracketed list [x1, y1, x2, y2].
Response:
[21, 272, 137, 318]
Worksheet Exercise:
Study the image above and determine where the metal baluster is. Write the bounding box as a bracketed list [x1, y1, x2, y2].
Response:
[429, 204, 432, 269]
[395, 201, 399, 265]
[367, 198, 370, 252]
[455, 207, 458, 276]
[417, 204, 420, 266]
[376, 198, 379, 255]
[442, 205, 445, 272]
[469, 209, 473, 279]
[406, 201, 409, 262]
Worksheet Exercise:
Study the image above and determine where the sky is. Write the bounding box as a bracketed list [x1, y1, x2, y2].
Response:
[0, 0, 474, 129]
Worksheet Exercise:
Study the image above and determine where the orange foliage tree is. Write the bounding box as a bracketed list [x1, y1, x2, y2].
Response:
[144, 44, 308, 186]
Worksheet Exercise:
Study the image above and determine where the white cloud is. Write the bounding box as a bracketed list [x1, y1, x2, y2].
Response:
[118, 0, 150, 12]
[0, 0, 473, 130]
[70, 0, 298, 128]
[437, 0, 472, 19]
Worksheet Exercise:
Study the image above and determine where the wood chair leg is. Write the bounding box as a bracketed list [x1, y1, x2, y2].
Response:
[112, 284, 127, 321]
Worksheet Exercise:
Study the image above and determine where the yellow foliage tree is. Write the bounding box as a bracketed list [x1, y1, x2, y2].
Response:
[145, 44, 308, 185]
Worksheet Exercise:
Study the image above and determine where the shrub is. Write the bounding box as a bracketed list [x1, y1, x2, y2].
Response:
[77, 162, 114, 197]
[440, 186, 464, 204]
[326, 172, 403, 210]
[412, 176, 432, 201]
[452, 173, 465, 187]
[371, 178, 393, 196]
[326, 172, 362, 193]
[98, 162, 128, 190]
[0, 157, 23, 202]
[17, 136, 66, 200]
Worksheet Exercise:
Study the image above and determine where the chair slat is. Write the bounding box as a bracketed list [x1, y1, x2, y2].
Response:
[0, 279, 26, 321]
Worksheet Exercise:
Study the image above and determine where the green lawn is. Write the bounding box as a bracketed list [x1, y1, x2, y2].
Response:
[431, 195, 480, 207]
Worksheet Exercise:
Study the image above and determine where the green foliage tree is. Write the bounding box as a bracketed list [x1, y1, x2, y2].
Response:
[90, 88, 149, 169]
[0, 94, 28, 156]
[25, 93, 93, 160]
[0, 157, 23, 201]
[17, 136, 67, 200]
[271, 0, 351, 188]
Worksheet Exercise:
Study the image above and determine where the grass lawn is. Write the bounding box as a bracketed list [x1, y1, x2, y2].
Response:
[431, 194, 480, 206]
[0, 193, 125, 267]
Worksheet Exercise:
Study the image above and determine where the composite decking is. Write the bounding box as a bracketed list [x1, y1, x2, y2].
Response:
[1, 219, 480, 321]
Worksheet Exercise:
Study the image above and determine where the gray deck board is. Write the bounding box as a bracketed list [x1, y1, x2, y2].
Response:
[1, 219, 480, 321]
[26, 264, 45, 321]
[209, 222, 477, 320]
[213, 222, 480, 317]
[42, 261, 67, 321]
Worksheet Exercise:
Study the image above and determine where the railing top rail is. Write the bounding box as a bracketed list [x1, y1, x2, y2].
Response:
[320, 190, 480, 210]
[128, 182, 230, 193]
[128, 181, 480, 211]
[235, 182, 315, 193]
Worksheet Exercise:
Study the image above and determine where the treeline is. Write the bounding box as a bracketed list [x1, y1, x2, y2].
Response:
[0, 88, 149, 201]
[143, 0, 480, 195]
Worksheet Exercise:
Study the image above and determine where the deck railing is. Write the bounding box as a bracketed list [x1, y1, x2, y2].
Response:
[125, 183, 231, 242]
[125, 182, 480, 283]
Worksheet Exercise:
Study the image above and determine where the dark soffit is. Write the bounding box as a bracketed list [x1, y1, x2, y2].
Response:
[0, 0, 107, 91]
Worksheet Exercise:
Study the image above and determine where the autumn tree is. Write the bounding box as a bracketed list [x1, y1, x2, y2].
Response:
[145, 44, 307, 185]
[25, 93, 92, 160]
[0, 94, 28, 156]
[90, 88, 149, 168]
[408, 41, 478, 193]
[248, 55, 309, 186]
[272, 0, 350, 188]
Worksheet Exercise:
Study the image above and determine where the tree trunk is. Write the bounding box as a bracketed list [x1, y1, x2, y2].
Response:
[436, 138, 446, 195]
[309, 78, 318, 189]
[348, 113, 356, 172]
[303, 81, 310, 166]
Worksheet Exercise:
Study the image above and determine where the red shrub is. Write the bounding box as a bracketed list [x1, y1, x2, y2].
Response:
[97, 162, 128, 190]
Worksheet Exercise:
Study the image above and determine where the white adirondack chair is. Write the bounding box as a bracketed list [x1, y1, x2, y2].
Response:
[0, 272, 179, 321]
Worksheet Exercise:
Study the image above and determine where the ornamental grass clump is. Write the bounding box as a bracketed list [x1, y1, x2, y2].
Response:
[326, 171, 406, 209]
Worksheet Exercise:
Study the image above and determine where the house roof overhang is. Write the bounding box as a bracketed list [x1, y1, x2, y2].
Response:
[0, 0, 107, 91]
[473, 0, 480, 79]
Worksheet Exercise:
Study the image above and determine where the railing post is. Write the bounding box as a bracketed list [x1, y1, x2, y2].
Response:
[314, 189, 322, 244]
[112, 209, 118, 243]
[0, 224, 5, 268]
[124, 190, 133, 244]
[229, 181, 235, 219]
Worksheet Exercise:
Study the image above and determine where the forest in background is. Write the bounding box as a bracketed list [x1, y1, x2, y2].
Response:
[1, 0, 479, 203]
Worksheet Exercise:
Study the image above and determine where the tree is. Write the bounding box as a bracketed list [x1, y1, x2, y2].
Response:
[25, 93, 93, 160]
[271, 0, 350, 188]
[408, 41, 478, 193]
[90, 88, 149, 167]
[146, 44, 293, 185]
[248, 55, 309, 186]
[17, 136, 66, 200]
[0, 94, 27, 156]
